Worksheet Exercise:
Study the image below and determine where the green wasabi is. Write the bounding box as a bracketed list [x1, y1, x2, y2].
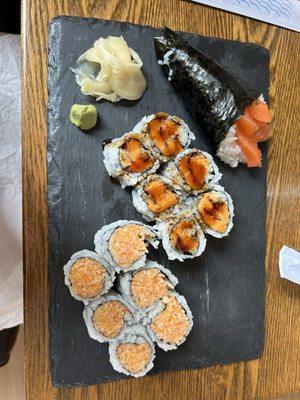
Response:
[70, 104, 98, 131]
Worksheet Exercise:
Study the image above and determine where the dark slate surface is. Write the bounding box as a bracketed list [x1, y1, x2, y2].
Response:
[47, 16, 269, 387]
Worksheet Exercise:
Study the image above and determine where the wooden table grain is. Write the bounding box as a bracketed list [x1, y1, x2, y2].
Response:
[22, 0, 300, 399]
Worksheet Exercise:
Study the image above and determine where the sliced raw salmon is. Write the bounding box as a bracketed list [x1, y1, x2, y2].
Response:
[236, 114, 259, 136]
[246, 100, 272, 123]
[236, 129, 262, 167]
[255, 124, 271, 143]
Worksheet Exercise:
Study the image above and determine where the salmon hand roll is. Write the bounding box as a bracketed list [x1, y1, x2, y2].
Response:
[157, 211, 206, 261]
[132, 174, 182, 222]
[155, 28, 272, 168]
[94, 220, 159, 272]
[163, 148, 221, 194]
[133, 112, 195, 162]
[103, 132, 160, 188]
[64, 250, 115, 304]
[109, 325, 155, 377]
[83, 292, 135, 343]
[119, 260, 178, 315]
[195, 186, 234, 237]
[145, 291, 193, 351]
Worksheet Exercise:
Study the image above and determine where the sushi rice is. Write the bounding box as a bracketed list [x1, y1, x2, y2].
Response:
[83, 292, 136, 343]
[94, 220, 159, 273]
[163, 148, 222, 194]
[103, 132, 160, 188]
[132, 174, 183, 222]
[109, 324, 155, 377]
[157, 210, 207, 262]
[144, 291, 193, 351]
[118, 260, 178, 316]
[133, 112, 195, 162]
[64, 249, 115, 305]
[194, 185, 234, 238]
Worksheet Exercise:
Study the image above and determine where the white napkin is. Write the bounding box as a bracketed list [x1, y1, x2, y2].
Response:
[191, 0, 300, 32]
[0, 33, 23, 330]
[279, 246, 300, 285]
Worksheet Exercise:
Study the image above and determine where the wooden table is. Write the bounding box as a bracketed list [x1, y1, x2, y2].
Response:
[22, 1, 300, 399]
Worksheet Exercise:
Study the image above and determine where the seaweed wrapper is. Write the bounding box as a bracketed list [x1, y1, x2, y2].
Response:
[154, 27, 260, 145]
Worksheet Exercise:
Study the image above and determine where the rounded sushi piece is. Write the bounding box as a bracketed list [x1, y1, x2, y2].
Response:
[103, 132, 160, 188]
[133, 112, 195, 162]
[145, 291, 193, 351]
[157, 210, 206, 261]
[64, 250, 115, 304]
[83, 292, 136, 343]
[194, 186, 234, 238]
[118, 260, 178, 315]
[132, 174, 182, 222]
[109, 324, 155, 377]
[94, 220, 159, 272]
[163, 148, 222, 194]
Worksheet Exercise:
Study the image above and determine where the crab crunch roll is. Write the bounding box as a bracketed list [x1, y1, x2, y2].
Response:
[195, 187, 234, 238]
[109, 325, 155, 377]
[133, 112, 195, 162]
[83, 292, 135, 343]
[163, 148, 221, 194]
[146, 292, 193, 351]
[132, 174, 182, 222]
[155, 28, 272, 168]
[103, 132, 160, 188]
[94, 220, 159, 272]
[64, 250, 115, 304]
[119, 260, 178, 314]
[157, 211, 206, 261]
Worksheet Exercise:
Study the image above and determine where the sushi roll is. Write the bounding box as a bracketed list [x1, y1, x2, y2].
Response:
[83, 292, 135, 343]
[133, 112, 195, 162]
[145, 291, 193, 351]
[163, 148, 222, 194]
[194, 186, 234, 238]
[154, 28, 272, 168]
[157, 211, 207, 261]
[63, 250, 115, 304]
[103, 132, 160, 188]
[118, 260, 178, 314]
[132, 174, 182, 222]
[109, 324, 155, 377]
[94, 220, 159, 272]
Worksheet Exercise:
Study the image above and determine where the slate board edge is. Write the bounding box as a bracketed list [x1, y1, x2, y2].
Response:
[47, 16, 268, 387]
[53, 343, 263, 388]
[49, 15, 269, 56]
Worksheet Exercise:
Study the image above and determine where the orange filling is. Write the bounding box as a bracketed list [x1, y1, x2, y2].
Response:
[92, 300, 129, 338]
[69, 257, 106, 298]
[170, 219, 199, 254]
[131, 268, 171, 308]
[108, 224, 150, 268]
[116, 342, 152, 374]
[145, 179, 178, 214]
[148, 114, 183, 156]
[178, 153, 209, 190]
[150, 296, 190, 344]
[235, 99, 272, 168]
[120, 138, 154, 173]
[198, 192, 229, 234]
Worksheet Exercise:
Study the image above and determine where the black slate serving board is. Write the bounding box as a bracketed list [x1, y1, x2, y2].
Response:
[47, 16, 269, 387]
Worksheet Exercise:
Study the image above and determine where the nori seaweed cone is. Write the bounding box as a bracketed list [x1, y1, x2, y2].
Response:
[154, 27, 260, 145]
